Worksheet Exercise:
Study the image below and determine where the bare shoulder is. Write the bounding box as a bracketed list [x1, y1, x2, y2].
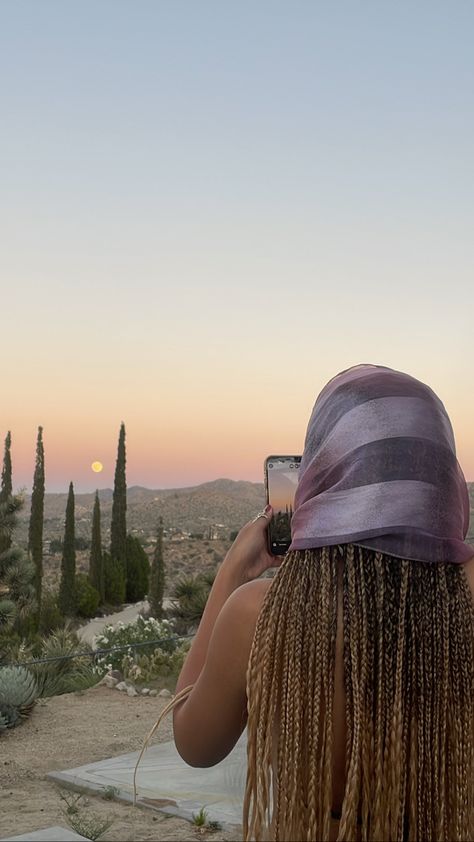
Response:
[231, 576, 273, 615]
[216, 577, 273, 662]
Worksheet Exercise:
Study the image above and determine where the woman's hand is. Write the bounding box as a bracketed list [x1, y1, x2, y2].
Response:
[221, 504, 282, 585]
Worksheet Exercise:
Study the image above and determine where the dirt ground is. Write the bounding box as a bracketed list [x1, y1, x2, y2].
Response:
[0, 684, 241, 842]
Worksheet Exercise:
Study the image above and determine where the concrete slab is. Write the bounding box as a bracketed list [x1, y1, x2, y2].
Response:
[47, 731, 248, 832]
[1, 827, 89, 841]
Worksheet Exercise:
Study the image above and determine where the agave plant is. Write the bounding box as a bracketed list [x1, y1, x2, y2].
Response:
[0, 702, 20, 729]
[0, 665, 38, 723]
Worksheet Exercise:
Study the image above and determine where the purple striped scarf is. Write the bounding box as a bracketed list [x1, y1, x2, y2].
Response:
[290, 364, 473, 563]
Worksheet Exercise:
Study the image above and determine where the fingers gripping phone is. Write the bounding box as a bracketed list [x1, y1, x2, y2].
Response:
[264, 455, 301, 555]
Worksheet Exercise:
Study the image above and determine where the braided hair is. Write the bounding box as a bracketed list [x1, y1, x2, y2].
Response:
[243, 544, 474, 841]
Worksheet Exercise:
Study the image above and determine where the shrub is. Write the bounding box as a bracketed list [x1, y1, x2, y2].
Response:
[93, 615, 176, 675]
[75, 574, 100, 618]
[121, 640, 190, 683]
[38, 588, 65, 634]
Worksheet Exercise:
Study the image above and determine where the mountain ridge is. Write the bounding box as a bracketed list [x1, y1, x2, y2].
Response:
[14, 479, 474, 546]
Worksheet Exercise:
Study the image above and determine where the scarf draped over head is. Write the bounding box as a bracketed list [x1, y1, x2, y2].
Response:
[289, 364, 473, 564]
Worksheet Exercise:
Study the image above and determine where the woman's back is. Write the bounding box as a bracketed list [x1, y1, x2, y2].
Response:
[330, 554, 474, 841]
[245, 545, 474, 841]
[166, 363, 474, 842]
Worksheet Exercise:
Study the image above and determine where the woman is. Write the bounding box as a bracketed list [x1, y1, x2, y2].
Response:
[144, 364, 474, 841]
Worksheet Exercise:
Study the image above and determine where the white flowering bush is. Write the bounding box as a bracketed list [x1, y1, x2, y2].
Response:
[94, 616, 177, 675]
[121, 641, 191, 683]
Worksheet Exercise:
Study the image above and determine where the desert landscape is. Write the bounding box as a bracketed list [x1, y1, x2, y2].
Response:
[0, 684, 240, 842]
[14, 479, 268, 597]
[15, 479, 474, 597]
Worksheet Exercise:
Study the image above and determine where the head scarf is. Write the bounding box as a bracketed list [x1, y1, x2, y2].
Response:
[290, 364, 473, 564]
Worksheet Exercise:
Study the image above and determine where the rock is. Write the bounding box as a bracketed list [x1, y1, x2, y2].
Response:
[141, 688, 150, 696]
[116, 681, 128, 692]
[109, 669, 123, 682]
[127, 685, 138, 697]
[158, 689, 172, 698]
[148, 689, 158, 697]
[103, 675, 118, 689]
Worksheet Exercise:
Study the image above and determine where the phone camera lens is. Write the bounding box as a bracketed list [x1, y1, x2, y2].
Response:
[269, 463, 273, 468]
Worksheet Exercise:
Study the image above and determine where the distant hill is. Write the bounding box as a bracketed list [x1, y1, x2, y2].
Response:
[15, 478, 474, 551]
[15, 478, 266, 547]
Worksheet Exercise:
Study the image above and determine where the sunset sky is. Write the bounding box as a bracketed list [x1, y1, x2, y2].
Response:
[1, 2, 473, 492]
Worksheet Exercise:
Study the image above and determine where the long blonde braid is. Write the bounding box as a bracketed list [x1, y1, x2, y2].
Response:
[243, 544, 474, 841]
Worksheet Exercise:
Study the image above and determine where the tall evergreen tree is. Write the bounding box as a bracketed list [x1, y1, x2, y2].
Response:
[0, 432, 13, 555]
[110, 423, 127, 584]
[125, 534, 150, 603]
[28, 426, 45, 617]
[89, 491, 104, 603]
[58, 482, 76, 616]
[103, 550, 125, 605]
[149, 518, 165, 619]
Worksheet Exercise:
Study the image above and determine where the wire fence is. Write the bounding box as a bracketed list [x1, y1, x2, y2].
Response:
[3, 633, 195, 669]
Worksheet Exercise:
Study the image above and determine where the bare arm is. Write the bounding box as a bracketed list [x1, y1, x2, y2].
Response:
[172, 507, 278, 767]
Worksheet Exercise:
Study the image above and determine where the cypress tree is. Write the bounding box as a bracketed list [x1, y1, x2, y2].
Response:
[149, 518, 165, 619]
[0, 432, 13, 555]
[110, 423, 127, 583]
[28, 426, 45, 618]
[125, 534, 149, 603]
[103, 550, 125, 605]
[89, 491, 104, 603]
[59, 482, 76, 616]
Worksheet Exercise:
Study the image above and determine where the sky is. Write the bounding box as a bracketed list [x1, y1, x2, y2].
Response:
[1, 1, 473, 492]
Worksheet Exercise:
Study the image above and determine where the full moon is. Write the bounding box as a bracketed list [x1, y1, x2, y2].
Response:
[91, 461, 103, 473]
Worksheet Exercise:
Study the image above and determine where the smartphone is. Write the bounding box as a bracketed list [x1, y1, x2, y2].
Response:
[264, 455, 301, 555]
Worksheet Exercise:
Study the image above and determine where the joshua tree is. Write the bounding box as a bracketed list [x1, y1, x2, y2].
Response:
[58, 482, 76, 616]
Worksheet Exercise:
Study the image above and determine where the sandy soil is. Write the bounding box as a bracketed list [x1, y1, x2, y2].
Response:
[0, 684, 241, 842]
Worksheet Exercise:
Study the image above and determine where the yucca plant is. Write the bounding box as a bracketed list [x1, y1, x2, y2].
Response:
[173, 575, 205, 601]
[173, 572, 214, 628]
[197, 569, 217, 590]
[30, 623, 98, 697]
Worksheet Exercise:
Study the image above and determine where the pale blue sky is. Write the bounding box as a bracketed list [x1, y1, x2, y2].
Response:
[1, 1, 473, 490]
